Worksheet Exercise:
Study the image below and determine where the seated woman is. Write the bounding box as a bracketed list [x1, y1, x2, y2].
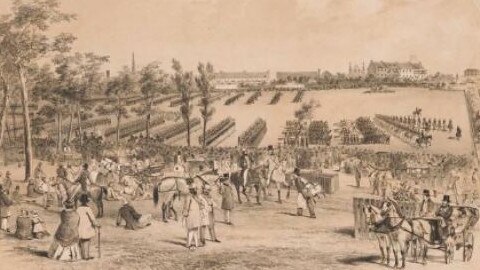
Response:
[116, 198, 152, 230]
[15, 209, 33, 240]
[48, 201, 81, 262]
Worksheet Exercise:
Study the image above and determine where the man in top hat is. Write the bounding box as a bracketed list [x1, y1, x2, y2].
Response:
[436, 195, 453, 222]
[419, 189, 435, 217]
[238, 148, 252, 188]
[219, 173, 235, 225]
[434, 195, 454, 242]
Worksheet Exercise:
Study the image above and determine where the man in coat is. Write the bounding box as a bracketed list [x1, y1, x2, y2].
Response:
[116, 198, 152, 230]
[0, 185, 13, 232]
[2, 171, 12, 195]
[75, 163, 92, 195]
[419, 189, 436, 217]
[292, 168, 316, 218]
[238, 149, 252, 187]
[219, 174, 235, 225]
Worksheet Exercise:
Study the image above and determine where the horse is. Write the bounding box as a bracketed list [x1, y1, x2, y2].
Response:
[265, 161, 292, 204]
[229, 166, 267, 204]
[152, 174, 218, 223]
[366, 202, 448, 268]
[362, 204, 392, 265]
[415, 134, 432, 147]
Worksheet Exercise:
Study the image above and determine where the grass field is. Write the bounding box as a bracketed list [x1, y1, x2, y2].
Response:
[160, 88, 473, 155]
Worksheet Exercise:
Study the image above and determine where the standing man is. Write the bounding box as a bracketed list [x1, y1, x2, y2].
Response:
[0, 185, 13, 232]
[3, 171, 12, 195]
[238, 149, 252, 188]
[75, 164, 92, 197]
[33, 162, 46, 181]
[419, 190, 435, 217]
[292, 168, 316, 218]
[354, 164, 362, 188]
[219, 174, 235, 225]
[56, 164, 68, 182]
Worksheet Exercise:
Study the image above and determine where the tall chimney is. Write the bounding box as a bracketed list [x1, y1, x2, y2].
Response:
[131, 52, 136, 73]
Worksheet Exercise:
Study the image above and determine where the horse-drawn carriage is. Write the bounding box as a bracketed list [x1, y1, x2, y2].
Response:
[359, 197, 479, 267]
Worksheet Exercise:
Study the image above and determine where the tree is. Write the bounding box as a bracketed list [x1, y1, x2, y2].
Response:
[293, 99, 320, 146]
[172, 59, 194, 146]
[135, 61, 168, 140]
[0, 56, 16, 146]
[195, 62, 215, 148]
[0, 0, 76, 180]
[67, 52, 109, 145]
[97, 67, 134, 146]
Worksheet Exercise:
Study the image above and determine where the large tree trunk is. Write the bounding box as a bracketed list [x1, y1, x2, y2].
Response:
[0, 88, 10, 147]
[67, 109, 74, 143]
[116, 112, 121, 145]
[57, 111, 63, 153]
[11, 107, 17, 140]
[18, 67, 33, 181]
[77, 105, 83, 145]
[186, 118, 191, 147]
[146, 99, 152, 140]
[202, 115, 207, 148]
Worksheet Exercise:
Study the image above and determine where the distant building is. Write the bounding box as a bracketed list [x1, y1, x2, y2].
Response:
[276, 70, 321, 82]
[367, 61, 427, 81]
[348, 62, 366, 78]
[465, 68, 480, 77]
[213, 71, 270, 90]
[275, 82, 305, 90]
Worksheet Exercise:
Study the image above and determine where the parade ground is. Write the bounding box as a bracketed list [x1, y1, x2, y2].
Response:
[1, 162, 479, 270]
[162, 88, 473, 155]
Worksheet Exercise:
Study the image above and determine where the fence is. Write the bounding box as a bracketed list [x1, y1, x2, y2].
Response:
[300, 170, 339, 194]
[353, 196, 419, 240]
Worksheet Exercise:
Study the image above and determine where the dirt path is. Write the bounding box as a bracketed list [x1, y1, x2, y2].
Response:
[0, 165, 478, 270]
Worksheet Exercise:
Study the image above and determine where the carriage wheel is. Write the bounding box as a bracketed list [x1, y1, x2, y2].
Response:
[463, 232, 474, 262]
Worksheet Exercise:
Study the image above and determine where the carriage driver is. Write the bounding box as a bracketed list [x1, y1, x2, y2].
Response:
[435, 195, 454, 242]
[239, 148, 252, 187]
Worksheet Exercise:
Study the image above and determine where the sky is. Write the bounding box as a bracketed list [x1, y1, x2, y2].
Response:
[1, 0, 480, 74]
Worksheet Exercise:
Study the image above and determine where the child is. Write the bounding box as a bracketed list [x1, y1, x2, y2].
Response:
[219, 174, 235, 225]
[31, 210, 49, 239]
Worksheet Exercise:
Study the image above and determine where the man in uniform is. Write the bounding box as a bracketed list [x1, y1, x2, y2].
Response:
[419, 189, 436, 217]
[239, 149, 252, 187]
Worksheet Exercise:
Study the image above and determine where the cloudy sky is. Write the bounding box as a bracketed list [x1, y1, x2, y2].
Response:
[1, 0, 480, 74]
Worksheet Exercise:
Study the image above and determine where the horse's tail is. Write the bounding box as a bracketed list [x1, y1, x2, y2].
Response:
[153, 183, 159, 207]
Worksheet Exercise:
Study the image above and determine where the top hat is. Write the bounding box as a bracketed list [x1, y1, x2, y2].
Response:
[442, 195, 450, 203]
[267, 145, 274, 151]
[423, 189, 430, 196]
[293, 167, 301, 176]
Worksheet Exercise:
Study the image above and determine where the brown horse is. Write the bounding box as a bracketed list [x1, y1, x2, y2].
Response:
[229, 166, 267, 204]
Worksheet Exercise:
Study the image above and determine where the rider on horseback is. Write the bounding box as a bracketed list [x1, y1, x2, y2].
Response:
[239, 149, 252, 187]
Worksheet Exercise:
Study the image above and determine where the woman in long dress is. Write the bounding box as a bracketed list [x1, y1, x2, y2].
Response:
[48, 201, 81, 261]
[77, 194, 100, 260]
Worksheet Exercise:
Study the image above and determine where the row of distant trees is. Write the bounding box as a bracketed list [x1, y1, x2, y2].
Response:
[0, 0, 216, 180]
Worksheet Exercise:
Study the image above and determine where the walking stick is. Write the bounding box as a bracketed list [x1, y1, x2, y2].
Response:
[97, 227, 101, 258]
